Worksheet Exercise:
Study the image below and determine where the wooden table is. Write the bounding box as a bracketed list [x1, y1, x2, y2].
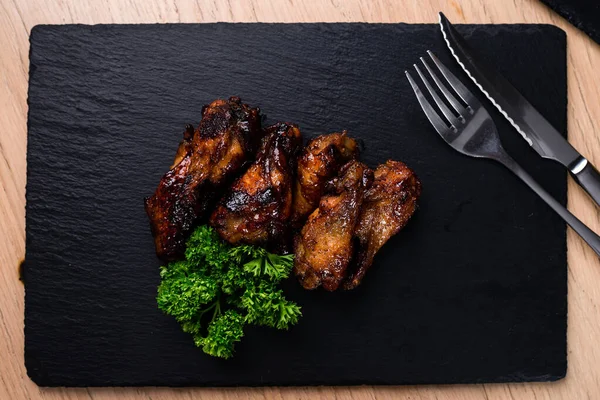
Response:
[2, 0, 600, 398]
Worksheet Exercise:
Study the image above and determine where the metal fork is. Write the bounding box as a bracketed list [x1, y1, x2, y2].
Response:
[406, 51, 600, 257]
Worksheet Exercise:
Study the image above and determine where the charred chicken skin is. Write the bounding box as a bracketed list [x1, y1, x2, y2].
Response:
[343, 160, 421, 289]
[293, 160, 373, 291]
[144, 97, 262, 261]
[210, 123, 303, 253]
[290, 132, 359, 228]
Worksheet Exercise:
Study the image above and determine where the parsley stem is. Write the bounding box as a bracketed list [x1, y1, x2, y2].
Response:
[212, 298, 221, 321]
[198, 299, 218, 319]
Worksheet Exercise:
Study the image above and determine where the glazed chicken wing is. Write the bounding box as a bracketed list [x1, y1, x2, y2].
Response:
[290, 132, 359, 227]
[293, 161, 373, 291]
[145, 97, 263, 261]
[210, 123, 302, 253]
[343, 160, 421, 290]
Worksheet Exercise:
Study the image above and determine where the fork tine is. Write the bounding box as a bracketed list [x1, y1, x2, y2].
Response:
[405, 71, 453, 136]
[420, 57, 468, 119]
[427, 50, 479, 110]
[414, 63, 461, 128]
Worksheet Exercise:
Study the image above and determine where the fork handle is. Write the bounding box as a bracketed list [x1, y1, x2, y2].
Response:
[495, 152, 600, 257]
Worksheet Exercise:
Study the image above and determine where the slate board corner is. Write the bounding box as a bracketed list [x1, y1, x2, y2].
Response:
[24, 345, 48, 387]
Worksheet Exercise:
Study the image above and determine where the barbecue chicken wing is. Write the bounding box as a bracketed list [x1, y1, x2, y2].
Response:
[210, 123, 302, 253]
[293, 161, 373, 291]
[290, 132, 359, 228]
[343, 160, 421, 289]
[145, 97, 263, 261]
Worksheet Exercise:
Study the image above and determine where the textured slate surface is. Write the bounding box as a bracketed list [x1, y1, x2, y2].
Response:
[25, 23, 568, 387]
[540, 0, 600, 44]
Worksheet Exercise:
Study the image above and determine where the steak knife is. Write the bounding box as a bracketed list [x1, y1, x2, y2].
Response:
[439, 12, 600, 207]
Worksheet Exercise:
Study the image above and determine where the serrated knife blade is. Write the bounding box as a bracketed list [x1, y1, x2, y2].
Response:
[439, 12, 600, 207]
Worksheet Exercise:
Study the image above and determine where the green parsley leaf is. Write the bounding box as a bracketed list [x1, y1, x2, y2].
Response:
[240, 281, 302, 329]
[197, 309, 245, 359]
[156, 225, 302, 359]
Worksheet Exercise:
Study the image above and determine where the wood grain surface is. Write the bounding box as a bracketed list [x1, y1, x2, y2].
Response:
[1, 0, 599, 398]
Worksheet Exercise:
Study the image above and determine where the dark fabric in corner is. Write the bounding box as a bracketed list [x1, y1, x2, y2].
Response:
[540, 0, 600, 44]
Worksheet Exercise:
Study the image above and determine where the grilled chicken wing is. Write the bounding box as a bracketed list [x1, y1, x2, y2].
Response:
[343, 160, 421, 290]
[210, 123, 302, 253]
[293, 161, 373, 291]
[171, 124, 195, 168]
[290, 132, 359, 227]
[145, 97, 262, 261]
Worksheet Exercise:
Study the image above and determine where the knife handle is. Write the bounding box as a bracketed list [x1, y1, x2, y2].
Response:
[571, 159, 600, 207]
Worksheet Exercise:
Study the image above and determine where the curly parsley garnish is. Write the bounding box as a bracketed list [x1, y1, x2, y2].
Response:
[156, 225, 301, 359]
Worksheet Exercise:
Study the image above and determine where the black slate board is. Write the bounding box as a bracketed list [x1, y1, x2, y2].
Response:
[540, 0, 600, 44]
[25, 23, 568, 387]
